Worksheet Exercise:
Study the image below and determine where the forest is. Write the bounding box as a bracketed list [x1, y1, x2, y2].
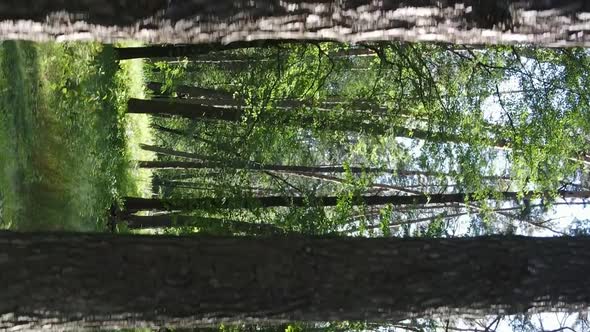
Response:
[2, 2, 590, 332]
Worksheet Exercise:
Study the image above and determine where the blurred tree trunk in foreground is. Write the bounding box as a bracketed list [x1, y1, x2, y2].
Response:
[1, 1, 589, 46]
[1, 232, 590, 330]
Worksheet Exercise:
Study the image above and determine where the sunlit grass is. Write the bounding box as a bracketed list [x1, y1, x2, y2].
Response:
[119, 55, 155, 199]
[0, 41, 150, 231]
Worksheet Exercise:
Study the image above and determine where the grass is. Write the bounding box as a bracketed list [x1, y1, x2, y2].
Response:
[0, 41, 152, 231]
[118, 48, 156, 199]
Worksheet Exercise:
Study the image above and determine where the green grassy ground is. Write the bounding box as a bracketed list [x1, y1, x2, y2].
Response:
[0, 41, 151, 231]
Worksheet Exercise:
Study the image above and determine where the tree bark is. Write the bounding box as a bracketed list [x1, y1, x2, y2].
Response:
[146, 82, 382, 111]
[2, 1, 590, 46]
[121, 190, 590, 212]
[2, 232, 590, 330]
[147, 82, 387, 108]
[116, 42, 374, 60]
[115, 40, 307, 60]
[127, 98, 242, 121]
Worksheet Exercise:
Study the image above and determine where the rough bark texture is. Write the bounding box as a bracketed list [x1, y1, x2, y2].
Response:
[122, 190, 590, 212]
[1, 232, 590, 330]
[1, 1, 590, 46]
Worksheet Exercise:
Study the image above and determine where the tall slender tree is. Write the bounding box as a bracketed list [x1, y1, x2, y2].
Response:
[131, 98, 509, 146]
[114, 40, 309, 60]
[122, 190, 590, 212]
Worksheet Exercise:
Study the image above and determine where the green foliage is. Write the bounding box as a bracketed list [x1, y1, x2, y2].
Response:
[0, 41, 138, 230]
[140, 42, 590, 238]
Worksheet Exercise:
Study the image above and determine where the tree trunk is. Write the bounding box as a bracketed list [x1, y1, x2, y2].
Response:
[114, 40, 307, 60]
[121, 190, 590, 212]
[155, 180, 278, 195]
[150, 124, 513, 184]
[117, 42, 374, 60]
[156, 46, 372, 63]
[147, 82, 388, 108]
[2, 1, 590, 46]
[125, 214, 285, 235]
[147, 82, 398, 116]
[146, 82, 383, 111]
[136, 157, 421, 175]
[127, 98, 242, 121]
[136, 143, 509, 180]
[133, 99, 509, 146]
[2, 232, 590, 330]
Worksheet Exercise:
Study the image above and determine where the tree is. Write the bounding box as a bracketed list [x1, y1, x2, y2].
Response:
[116, 41, 378, 60]
[114, 40, 309, 60]
[4, 1, 590, 46]
[127, 98, 242, 121]
[121, 190, 590, 212]
[135, 144, 449, 175]
[129, 98, 509, 146]
[2, 231, 590, 330]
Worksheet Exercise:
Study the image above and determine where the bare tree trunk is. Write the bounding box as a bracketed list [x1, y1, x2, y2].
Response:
[146, 82, 383, 111]
[127, 98, 242, 121]
[141, 130, 512, 181]
[136, 99, 509, 146]
[2, 232, 590, 330]
[114, 40, 308, 60]
[155, 180, 277, 195]
[136, 145, 493, 178]
[135, 152, 420, 175]
[121, 190, 590, 212]
[130, 44, 372, 61]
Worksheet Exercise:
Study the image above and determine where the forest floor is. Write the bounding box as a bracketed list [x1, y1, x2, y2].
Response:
[0, 41, 152, 231]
